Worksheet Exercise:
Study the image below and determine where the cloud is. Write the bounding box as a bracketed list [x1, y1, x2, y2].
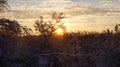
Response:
[7, 0, 120, 20]
[6, 0, 120, 32]
[99, 0, 120, 11]
[100, 0, 113, 7]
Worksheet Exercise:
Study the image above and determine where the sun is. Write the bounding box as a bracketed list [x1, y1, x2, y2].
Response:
[55, 28, 64, 35]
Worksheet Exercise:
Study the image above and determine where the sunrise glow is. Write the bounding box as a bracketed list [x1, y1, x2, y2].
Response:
[55, 28, 64, 35]
[3, 0, 120, 32]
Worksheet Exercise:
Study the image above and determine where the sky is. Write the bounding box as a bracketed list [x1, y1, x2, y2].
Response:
[4, 0, 120, 32]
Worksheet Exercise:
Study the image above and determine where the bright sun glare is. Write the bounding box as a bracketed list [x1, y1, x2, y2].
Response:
[55, 28, 64, 35]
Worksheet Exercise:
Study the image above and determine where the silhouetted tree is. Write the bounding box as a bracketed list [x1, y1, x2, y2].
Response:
[115, 24, 120, 33]
[22, 26, 32, 36]
[34, 12, 65, 48]
[0, 0, 10, 12]
[0, 18, 26, 61]
[0, 18, 24, 36]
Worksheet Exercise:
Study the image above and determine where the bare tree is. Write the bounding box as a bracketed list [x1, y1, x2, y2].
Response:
[22, 26, 32, 36]
[0, 18, 24, 36]
[0, 0, 10, 12]
[115, 24, 120, 33]
[34, 12, 65, 47]
[0, 18, 26, 59]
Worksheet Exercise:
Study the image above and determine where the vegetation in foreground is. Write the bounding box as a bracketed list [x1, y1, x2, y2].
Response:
[0, 14, 120, 67]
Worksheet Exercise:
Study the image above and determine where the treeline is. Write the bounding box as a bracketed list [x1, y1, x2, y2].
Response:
[0, 15, 120, 66]
[0, 29, 120, 67]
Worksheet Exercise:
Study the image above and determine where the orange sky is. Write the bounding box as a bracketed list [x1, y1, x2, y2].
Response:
[2, 0, 120, 32]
